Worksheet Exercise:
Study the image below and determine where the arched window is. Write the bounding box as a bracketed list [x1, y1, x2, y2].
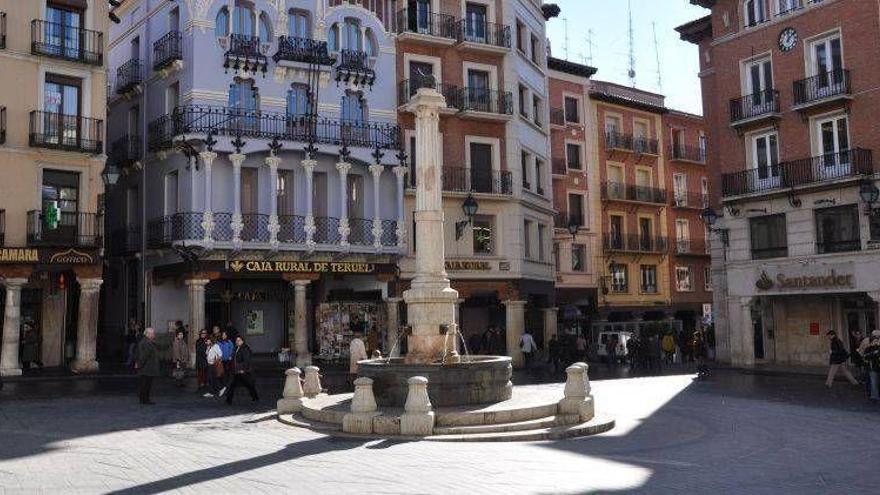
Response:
[288, 10, 310, 39]
[232, 1, 256, 36]
[215, 7, 229, 37]
[287, 84, 311, 117]
[341, 91, 366, 123]
[328, 23, 340, 51]
[259, 12, 272, 43]
[364, 28, 377, 57]
[343, 18, 361, 51]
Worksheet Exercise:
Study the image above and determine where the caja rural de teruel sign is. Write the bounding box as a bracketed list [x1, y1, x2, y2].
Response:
[225, 259, 395, 275]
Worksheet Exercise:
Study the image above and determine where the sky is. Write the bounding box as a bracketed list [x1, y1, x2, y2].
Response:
[545, 0, 707, 115]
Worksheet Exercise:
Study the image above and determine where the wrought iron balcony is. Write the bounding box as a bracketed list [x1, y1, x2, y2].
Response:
[0, 106, 5, 145]
[27, 210, 102, 247]
[223, 34, 267, 75]
[31, 19, 103, 65]
[729, 89, 780, 125]
[397, 78, 461, 107]
[348, 218, 374, 246]
[335, 50, 375, 87]
[273, 36, 334, 65]
[395, 9, 457, 39]
[153, 31, 183, 71]
[721, 148, 873, 197]
[604, 130, 658, 155]
[148, 105, 400, 152]
[440, 167, 513, 195]
[110, 135, 142, 169]
[554, 212, 584, 229]
[669, 144, 707, 164]
[110, 227, 141, 255]
[552, 157, 567, 175]
[604, 233, 667, 254]
[456, 87, 513, 116]
[601, 182, 667, 204]
[793, 69, 851, 107]
[29, 111, 103, 154]
[115, 59, 143, 94]
[550, 107, 565, 127]
[674, 239, 710, 256]
[671, 191, 709, 209]
[278, 215, 306, 243]
[455, 18, 511, 49]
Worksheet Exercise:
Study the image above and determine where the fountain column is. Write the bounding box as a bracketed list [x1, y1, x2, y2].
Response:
[385, 297, 402, 357]
[402, 88, 459, 364]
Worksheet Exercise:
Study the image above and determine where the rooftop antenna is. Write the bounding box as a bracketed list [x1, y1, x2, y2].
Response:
[652, 21, 663, 91]
[627, 0, 636, 86]
[586, 29, 595, 65]
[563, 17, 570, 60]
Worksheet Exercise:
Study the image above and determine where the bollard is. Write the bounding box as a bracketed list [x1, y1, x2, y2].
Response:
[558, 363, 595, 424]
[400, 376, 435, 436]
[342, 377, 380, 434]
[277, 367, 304, 414]
[303, 366, 323, 398]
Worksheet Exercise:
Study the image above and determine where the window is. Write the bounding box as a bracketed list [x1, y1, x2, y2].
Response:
[751, 131, 780, 187]
[607, 165, 624, 199]
[232, 2, 256, 36]
[744, 58, 773, 111]
[313, 172, 328, 216]
[473, 215, 493, 254]
[365, 30, 378, 57]
[778, 0, 804, 15]
[535, 159, 544, 194]
[676, 219, 690, 253]
[341, 91, 366, 122]
[169, 6, 180, 32]
[538, 224, 546, 261]
[44, 74, 81, 146]
[532, 95, 542, 126]
[699, 134, 708, 161]
[871, 209, 880, 242]
[673, 173, 687, 206]
[640, 265, 658, 294]
[635, 168, 652, 201]
[328, 23, 339, 51]
[41, 170, 80, 244]
[571, 244, 585, 272]
[523, 219, 532, 259]
[165, 82, 179, 114]
[610, 263, 628, 293]
[568, 194, 584, 226]
[289, 10, 310, 39]
[639, 217, 653, 251]
[634, 121, 650, 153]
[566, 143, 582, 170]
[704, 266, 713, 291]
[518, 84, 528, 118]
[45, 4, 84, 60]
[744, 0, 769, 27]
[676, 266, 693, 292]
[564, 97, 580, 124]
[344, 18, 362, 51]
[750, 214, 787, 259]
[287, 84, 311, 117]
[530, 34, 541, 65]
[127, 106, 139, 136]
[164, 171, 178, 215]
[277, 169, 294, 216]
[467, 69, 492, 112]
[817, 115, 850, 179]
[469, 142, 494, 193]
[228, 79, 258, 110]
[810, 34, 842, 80]
[554, 242, 560, 270]
[464, 2, 489, 43]
[521, 151, 531, 189]
[815, 205, 860, 254]
[671, 128, 684, 157]
[701, 177, 709, 207]
[347, 175, 365, 218]
[215, 7, 229, 37]
[130, 36, 140, 60]
[609, 214, 624, 249]
[259, 12, 272, 43]
[516, 20, 526, 53]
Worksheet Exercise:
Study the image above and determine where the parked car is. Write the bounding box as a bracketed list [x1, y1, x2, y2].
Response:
[596, 331, 633, 363]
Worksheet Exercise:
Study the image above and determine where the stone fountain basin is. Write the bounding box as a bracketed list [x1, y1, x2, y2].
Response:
[357, 356, 513, 408]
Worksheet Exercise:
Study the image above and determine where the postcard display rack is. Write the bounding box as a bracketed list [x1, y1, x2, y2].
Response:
[315, 302, 386, 359]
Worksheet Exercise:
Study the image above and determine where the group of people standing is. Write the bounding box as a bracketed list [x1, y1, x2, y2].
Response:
[626, 330, 709, 377]
[826, 329, 880, 401]
[133, 323, 259, 405]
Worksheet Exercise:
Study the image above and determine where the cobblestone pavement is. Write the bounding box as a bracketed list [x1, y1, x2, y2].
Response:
[0, 369, 878, 494]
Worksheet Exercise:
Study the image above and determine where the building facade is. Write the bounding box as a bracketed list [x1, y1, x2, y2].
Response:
[0, 0, 109, 375]
[105, 0, 404, 365]
[679, 0, 880, 367]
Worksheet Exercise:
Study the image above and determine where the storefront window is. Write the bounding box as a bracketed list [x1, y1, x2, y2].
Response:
[815, 205, 861, 254]
[750, 214, 787, 259]
[610, 263, 627, 293]
[473, 215, 493, 254]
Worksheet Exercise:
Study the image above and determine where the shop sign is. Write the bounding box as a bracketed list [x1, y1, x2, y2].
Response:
[0, 247, 96, 265]
[445, 260, 491, 271]
[756, 269, 855, 291]
[227, 260, 384, 274]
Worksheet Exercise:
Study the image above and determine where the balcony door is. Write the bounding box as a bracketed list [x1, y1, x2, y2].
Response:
[44, 74, 81, 147]
[240, 167, 259, 240]
[607, 165, 624, 199]
[746, 58, 773, 113]
[609, 215, 623, 250]
[469, 142, 493, 193]
[635, 168, 652, 202]
[46, 3, 83, 60]
[467, 69, 491, 112]
[41, 170, 80, 245]
[811, 36, 843, 93]
[676, 219, 690, 254]
[639, 217, 653, 251]
[818, 115, 850, 179]
[232, 3, 256, 37]
[408, 0, 432, 34]
[751, 132, 780, 190]
[288, 10, 309, 39]
[464, 3, 488, 43]
[228, 79, 259, 133]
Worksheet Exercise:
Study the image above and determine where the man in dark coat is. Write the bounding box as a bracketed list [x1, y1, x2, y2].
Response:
[225, 336, 259, 404]
[136, 327, 160, 405]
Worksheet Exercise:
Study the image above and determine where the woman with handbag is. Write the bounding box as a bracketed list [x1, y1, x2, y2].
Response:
[826, 330, 860, 388]
[171, 331, 189, 387]
[226, 336, 259, 404]
[204, 337, 225, 398]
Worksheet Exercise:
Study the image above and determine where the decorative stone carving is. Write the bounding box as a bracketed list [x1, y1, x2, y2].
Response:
[558, 363, 595, 424]
[277, 367, 305, 414]
[342, 377, 380, 434]
[303, 365, 323, 397]
[184, 0, 214, 24]
[400, 376, 435, 436]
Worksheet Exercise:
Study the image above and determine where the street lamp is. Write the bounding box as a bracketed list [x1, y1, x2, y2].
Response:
[101, 164, 121, 187]
[859, 180, 879, 214]
[567, 220, 579, 239]
[455, 194, 479, 240]
[701, 207, 729, 247]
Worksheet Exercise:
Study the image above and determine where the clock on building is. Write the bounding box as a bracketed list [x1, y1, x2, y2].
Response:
[778, 27, 798, 52]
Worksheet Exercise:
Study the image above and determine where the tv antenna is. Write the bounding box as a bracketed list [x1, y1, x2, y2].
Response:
[563, 17, 570, 60]
[627, 0, 636, 86]
[586, 29, 595, 65]
[653, 22, 663, 91]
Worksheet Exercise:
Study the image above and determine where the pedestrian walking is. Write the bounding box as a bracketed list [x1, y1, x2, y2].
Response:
[661, 331, 676, 366]
[171, 331, 188, 387]
[825, 330, 860, 388]
[547, 334, 562, 373]
[226, 336, 259, 404]
[519, 330, 538, 368]
[693, 330, 710, 379]
[125, 318, 142, 369]
[862, 331, 880, 401]
[195, 329, 209, 390]
[136, 327, 160, 405]
[219, 331, 234, 380]
[205, 337, 224, 397]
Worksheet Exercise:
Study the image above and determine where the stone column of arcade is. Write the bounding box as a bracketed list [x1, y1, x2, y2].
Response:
[185, 279, 210, 368]
[504, 300, 527, 367]
[403, 88, 460, 364]
[71, 278, 103, 373]
[292, 280, 311, 367]
[0, 278, 28, 376]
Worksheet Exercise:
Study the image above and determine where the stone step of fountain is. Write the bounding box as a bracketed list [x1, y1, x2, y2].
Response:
[425, 415, 616, 443]
[432, 415, 561, 435]
[277, 413, 342, 433]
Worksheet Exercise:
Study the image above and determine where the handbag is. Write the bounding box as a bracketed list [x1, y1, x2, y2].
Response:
[213, 359, 225, 377]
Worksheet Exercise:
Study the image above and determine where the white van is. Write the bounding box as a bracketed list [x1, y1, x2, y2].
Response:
[596, 331, 633, 363]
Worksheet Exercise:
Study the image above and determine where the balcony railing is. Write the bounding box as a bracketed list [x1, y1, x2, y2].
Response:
[729, 89, 780, 124]
[148, 106, 400, 151]
[31, 19, 103, 65]
[110, 135, 142, 168]
[115, 59, 143, 94]
[671, 191, 709, 209]
[552, 158, 567, 175]
[224, 34, 267, 74]
[550, 108, 565, 126]
[29, 111, 103, 154]
[27, 210, 102, 247]
[348, 218, 374, 246]
[437, 167, 513, 195]
[721, 148, 873, 197]
[604, 130, 658, 155]
[604, 233, 667, 254]
[793, 69, 851, 107]
[554, 212, 583, 229]
[395, 9, 457, 39]
[455, 18, 511, 49]
[153, 31, 183, 71]
[674, 239, 709, 256]
[397, 78, 461, 107]
[457, 87, 513, 115]
[110, 227, 141, 255]
[336, 49, 375, 86]
[273, 36, 334, 65]
[670, 144, 707, 163]
[0, 106, 5, 145]
[601, 182, 667, 204]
